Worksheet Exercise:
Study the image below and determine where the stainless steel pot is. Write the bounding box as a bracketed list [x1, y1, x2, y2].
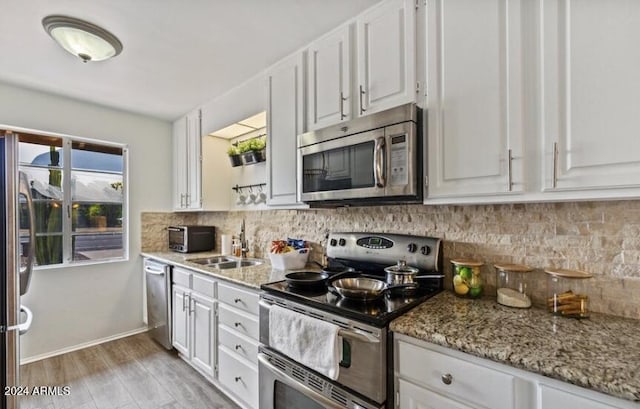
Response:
[384, 260, 445, 286]
[330, 277, 417, 300]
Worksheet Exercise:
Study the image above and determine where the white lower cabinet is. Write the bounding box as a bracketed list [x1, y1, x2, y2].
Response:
[171, 268, 217, 380]
[398, 378, 473, 409]
[216, 281, 260, 409]
[395, 334, 637, 409]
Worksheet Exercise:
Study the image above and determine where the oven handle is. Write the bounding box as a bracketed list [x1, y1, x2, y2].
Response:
[374, 136, 386, 188]
[258, 353, 345, 409]
[259, 300, 380, 344]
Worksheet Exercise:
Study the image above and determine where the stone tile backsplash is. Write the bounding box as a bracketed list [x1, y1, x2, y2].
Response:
[141, 200, 640, 319]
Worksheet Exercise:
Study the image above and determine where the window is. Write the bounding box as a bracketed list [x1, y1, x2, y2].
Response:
[17, 132, 127, 267]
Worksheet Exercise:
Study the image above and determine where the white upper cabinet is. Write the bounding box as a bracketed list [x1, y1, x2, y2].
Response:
[266, 52, 306, 206]
[356, 0, 417, 116]
[173, 108, 202, 210]
[307, 25, 352, 130]
[541, 0, 640, 192]
[427, 0, 524, 198]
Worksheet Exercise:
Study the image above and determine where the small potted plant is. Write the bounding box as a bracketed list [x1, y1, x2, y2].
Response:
[239, 137, 267, 165]
[227, 145, 242, 167]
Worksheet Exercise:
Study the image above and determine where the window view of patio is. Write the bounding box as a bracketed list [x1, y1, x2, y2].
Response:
[18, 133, 126, 267]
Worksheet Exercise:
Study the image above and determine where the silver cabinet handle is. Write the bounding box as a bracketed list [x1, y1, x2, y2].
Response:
[234, 376, 242, 382]
[235, 344, 243, 350]
[234, 298, 242, 304]
[182, 292, 187, 312]
[442, 373, 453, 385]
[185, 193, 190, 208]
[180, 194, 185, 208]
[374, 136, 386, 188]
[552, 142, 559, 188]
[189, 295, 194, 315]
[359, 85, 366, 115]
[340, 91, 347, 120]
[234, 322, 242, 328]
[507, 148, 513, 192]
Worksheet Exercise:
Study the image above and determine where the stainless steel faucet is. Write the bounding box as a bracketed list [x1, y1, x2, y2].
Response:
[239, 218, 248, 258]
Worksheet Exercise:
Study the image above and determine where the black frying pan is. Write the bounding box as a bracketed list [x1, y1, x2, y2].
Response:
[284, 271, 329, 289]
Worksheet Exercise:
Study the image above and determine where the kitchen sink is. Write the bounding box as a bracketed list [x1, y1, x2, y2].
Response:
[217, 259, 263, 269]
[188, 256, 234, 265]
[187, 256, 263, 269]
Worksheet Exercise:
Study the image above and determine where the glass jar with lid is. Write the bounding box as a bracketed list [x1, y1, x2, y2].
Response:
[494, 264, 533, 308]
[450, 259, 483, 298]
[544, 268, 592, 318]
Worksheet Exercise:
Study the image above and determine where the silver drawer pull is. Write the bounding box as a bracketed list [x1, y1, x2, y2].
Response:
[234, 298, 242, 303]
[441, 373, 453, 385]
[234, 322, 242, 328]
[235, 344, 243, 350]
[235, 376, 242, 382]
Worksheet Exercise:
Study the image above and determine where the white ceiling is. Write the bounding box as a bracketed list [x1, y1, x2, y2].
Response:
[0, 0, 381, 121]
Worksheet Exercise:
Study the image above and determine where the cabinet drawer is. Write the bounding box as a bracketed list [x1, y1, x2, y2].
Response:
[219, 326, 259, 365]
[218, 282, 259, 315]
[219, 304, 259, 340]
[192, 273, 216, 298]
[397, 340, 515, 409]
[219, 347, 258, 409]
[172, 267, 191, 287]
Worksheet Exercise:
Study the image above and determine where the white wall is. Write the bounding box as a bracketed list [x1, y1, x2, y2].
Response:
[0, 81, 173, 360]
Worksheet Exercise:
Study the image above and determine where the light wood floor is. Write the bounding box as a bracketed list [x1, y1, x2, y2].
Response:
[19, 332, 239, 409]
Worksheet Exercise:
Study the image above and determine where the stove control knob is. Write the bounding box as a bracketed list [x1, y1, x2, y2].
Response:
[338, 238, 346, 246]
[407, 243, 418, 253]
[420, 246, 431, 256]
[330, 239, 338, 246]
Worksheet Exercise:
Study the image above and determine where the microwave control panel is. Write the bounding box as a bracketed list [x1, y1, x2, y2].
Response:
[389, 134, 408, 186]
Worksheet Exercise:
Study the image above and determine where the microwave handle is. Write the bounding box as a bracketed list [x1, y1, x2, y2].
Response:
[374, 136, 386, 188]
[167, 227, 181, 232]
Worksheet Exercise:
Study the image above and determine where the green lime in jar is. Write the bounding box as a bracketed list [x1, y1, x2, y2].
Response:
[451, 259, 484, 299]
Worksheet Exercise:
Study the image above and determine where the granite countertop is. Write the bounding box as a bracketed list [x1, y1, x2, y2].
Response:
[141, 251, 320, 290]
[391, 292, 640, 402]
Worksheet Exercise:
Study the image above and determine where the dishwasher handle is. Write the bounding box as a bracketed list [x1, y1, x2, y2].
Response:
[145, 265, 166, 276]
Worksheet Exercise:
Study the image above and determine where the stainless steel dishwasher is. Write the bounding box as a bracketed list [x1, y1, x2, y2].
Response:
[144, 258, 172, 349]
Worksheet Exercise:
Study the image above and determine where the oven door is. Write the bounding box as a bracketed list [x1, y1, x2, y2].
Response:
[167, 226, 186, 252]
[258, 348, 383, 409]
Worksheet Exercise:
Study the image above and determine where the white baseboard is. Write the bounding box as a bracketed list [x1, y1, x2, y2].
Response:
[20, 326, 149, 365]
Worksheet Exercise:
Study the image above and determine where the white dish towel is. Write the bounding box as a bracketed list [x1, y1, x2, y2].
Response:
[269, 304, 342, 380]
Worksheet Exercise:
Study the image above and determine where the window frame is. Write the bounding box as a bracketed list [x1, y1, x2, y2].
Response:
[10, 125, 129, 269]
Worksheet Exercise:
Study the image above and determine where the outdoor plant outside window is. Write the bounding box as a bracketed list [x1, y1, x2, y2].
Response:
[18, 132, 127, 267]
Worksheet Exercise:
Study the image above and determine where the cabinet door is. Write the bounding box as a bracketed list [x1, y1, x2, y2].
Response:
[172, 116, 188, 209]
[539, 384, 626, 409]
[542, 0, 640, 191]
[307, 25, 352, 130]
[398, 378, 473, 409]
[185, 109, 202, 209]
[427, 0, 524, 198]
[171, 285, 190, 356]
[190, 292, 216, 377]
[356, 0, 416, 116]
[266, 52, 305, 206]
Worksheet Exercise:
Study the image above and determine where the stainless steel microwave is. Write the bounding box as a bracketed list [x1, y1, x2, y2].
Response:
[297, 103, 423, 206]
[168, 225, 215, 253]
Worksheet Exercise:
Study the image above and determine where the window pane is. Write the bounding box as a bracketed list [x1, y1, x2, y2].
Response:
[71, 141, 123, 172]
[71, 171, 123, 203]
[19, 167, 64, 201]
[30, 201, 63, 233]
[73, 233, 124, 261]
[18, 134, 63, 166]
[72, 203, 123, 232]
[34, 235, 63, 266]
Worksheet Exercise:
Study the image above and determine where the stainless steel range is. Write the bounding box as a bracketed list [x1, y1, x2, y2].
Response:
[259, 232, 443, 409]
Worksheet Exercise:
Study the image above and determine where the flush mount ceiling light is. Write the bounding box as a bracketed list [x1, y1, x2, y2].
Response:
[42, 15, 123, 63]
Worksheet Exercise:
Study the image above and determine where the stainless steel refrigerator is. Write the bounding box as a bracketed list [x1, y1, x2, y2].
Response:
[1, 131, 35, 409]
